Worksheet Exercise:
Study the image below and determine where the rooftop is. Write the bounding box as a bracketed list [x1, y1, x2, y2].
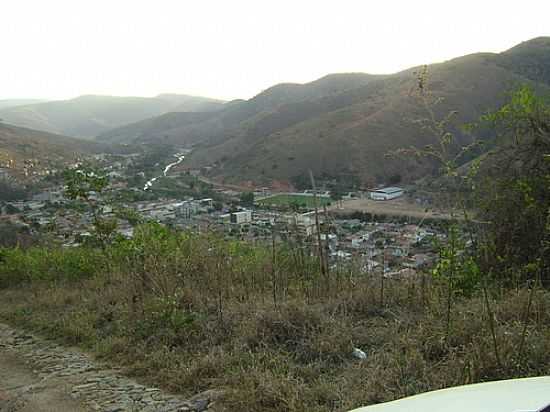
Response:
[370, 187, 404, 194]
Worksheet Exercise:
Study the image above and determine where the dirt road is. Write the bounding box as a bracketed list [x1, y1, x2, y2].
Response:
[0, 323, 223, 412]
[0, 349, 87, 412]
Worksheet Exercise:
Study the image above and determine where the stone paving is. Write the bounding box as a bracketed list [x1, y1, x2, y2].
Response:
[0, 323, 224, 412]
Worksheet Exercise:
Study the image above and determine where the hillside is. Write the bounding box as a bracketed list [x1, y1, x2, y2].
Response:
[0, 94, 224, 139]
[97, 73, 381, 145]
[96, 111, 220, 144]
[0, 99, 48, 110]
[0, 122, 104, 179]
[99, 38, 550, 186]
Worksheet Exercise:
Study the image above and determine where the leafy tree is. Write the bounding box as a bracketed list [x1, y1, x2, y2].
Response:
[63, 166, 117, 247]
[473, 86, 550, 283]
[239, 191, 254, 207]
[115, 207, 144, 226]
[64, 167, 108, 202]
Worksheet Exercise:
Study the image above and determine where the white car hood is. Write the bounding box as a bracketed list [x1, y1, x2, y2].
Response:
[350, 377, 550, 412]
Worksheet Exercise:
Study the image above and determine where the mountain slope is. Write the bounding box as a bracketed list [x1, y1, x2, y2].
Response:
[95, 112, 219, 144]
[99, 37, 550, 186]
[0, 94, 224, 139]
[191, 38, 550, 185]
[0, 122, 105, 179]
[495, 37, 550, 85]
[97, 73, 381, 145]
[0, 99, 48, 111]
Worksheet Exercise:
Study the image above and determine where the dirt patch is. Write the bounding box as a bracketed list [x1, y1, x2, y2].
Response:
[329, 197, 454, 220]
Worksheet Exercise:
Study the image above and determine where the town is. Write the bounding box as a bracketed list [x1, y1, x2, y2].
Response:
[1, 148, 447, 280]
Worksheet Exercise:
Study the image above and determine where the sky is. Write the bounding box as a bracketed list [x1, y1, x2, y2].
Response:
[1, 0, 549, 101]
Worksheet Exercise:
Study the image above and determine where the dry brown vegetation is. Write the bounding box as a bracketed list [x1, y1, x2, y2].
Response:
[329, 197, 454, 220]
[1, 224, 549, 411]
[0, 122, 103, 177]
[96, 38, 550, 186]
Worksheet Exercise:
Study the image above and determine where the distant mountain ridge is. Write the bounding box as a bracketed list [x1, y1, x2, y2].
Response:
[97, 37, 550, 186]
[0, 99, 48, 110]
[0, 94, 225, 139]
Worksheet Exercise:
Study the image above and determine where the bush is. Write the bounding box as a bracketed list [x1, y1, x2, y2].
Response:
[0, 246, 102, 288]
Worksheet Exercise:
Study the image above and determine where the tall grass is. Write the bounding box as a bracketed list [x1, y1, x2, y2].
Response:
[1, 222, 549, 411]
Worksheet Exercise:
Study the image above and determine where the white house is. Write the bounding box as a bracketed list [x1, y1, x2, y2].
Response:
[369, 187, 404, 201]
[231, 210, 252, 224]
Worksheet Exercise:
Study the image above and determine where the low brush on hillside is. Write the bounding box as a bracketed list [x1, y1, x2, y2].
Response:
[1, 223, 549, 412]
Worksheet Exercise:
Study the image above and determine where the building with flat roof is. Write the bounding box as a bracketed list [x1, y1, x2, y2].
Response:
[369, 187, 404, 201]
[230, 210, 252, 225]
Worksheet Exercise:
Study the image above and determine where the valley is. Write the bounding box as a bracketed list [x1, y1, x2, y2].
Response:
[1, 29, 550, 412]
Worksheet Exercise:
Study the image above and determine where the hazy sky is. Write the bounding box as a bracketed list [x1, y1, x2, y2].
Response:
[2, 0, 548, 101]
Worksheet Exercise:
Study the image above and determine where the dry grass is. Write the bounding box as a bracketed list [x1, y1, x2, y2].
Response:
[1, 226, 549, 411]
[329, 197, 454, 220]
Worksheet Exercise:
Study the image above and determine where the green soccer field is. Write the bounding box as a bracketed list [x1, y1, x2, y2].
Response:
[257, 194, 332, 208]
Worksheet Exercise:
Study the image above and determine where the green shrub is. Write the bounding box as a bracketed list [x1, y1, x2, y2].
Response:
[0, 246, 102, 287]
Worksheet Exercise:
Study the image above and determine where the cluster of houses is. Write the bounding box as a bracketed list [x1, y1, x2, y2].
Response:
[322, 220, 440, 277]
[2, 145, 434, 277]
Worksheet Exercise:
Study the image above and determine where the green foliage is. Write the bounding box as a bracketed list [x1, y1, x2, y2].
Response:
[63, 166, 117, 248]
[115, 207, 144, 226]
[0, 246, 102, 288]
[432, 225, 481, 296]
[239, 191, 255, 207]
[480, 85, 550, 145]
[63, 167, 108, 202]
[474, 86, 550, 282]
[88, 217, 119, 247]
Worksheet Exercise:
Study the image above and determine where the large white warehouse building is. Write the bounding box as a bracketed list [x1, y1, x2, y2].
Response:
[369, 187, 404, 201]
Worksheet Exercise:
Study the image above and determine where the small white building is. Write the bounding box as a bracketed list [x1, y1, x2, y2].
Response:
[332, 250, 352, 260]
[369, 187, 404, 201]
[230, 210, 252, 225]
